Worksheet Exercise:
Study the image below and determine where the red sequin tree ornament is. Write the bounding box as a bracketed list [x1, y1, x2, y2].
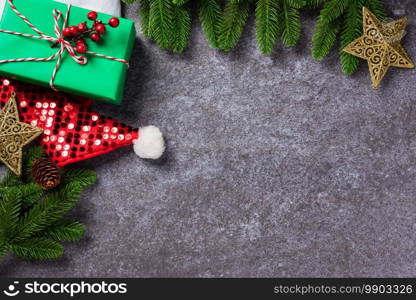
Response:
[0, 78, 141, 167]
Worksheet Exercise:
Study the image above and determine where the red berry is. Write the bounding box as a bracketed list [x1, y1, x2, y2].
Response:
[62, 27, 72, 37]
[78, 22, 87, 32]
[69, 26, 79, 36]
[108, 17, 120, 28]
[87, 11, 98, 21]
[90, 33, 101, 42]
[95, 23, 106, 34]
[76, 38, 86, 45]
[75, 43, 88, 54]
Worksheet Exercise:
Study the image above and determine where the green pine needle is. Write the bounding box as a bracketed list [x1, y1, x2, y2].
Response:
[311, 0, 385, 74]
[149, 0, 174, 50]
[230, 0, 251, 3]
[311, 16, 340, 60]
[126, 0, 386, 71]
[23, 147, 44, 178]
[0, 189, 21, 241]
[199, 0, 221, 48]
[256, 0, 281, 54]
[286, 0, 306, 9]
[339, 0, 363, 74]
[320, 0, 348, 23]
[61, 169, 97, 189]
[306, 0, 325, 8]
[41, 219, 86, 243]
[172, 0, 189, 5]
[0, 172, 22, 188]
[139, 0, 152, 38]
[171, 4, 192, 52]
[11, 192, 68, 243]
[0, 147, 95, 260]
[3, 184, 44, 207]
[0, 244, 6, 258]
[365, 0, 386, 20]
[10, 238, 64, 260]
[281, 0, 304, 47]
[217, 0, 250, 51]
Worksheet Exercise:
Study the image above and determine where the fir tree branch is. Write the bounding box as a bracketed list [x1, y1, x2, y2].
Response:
[149, 0, 174, 49]
[286, 0, 306, 9]
[60, 169, 97, 189]
[320, 0, 348, 23]
[170, 3, 192, 52]
[199, 0, 221, 48]
[311, 0, 385, 74]
[231, 0, 252, 3]
[3, 184, 43, 206]
[22, 147, 44, 178]
[40, 219, 86, 243]
[281, 0, 304, 47]
[11, 192, 65, 243]
[312, 15, 340, 60]
[1, 146, 43, 188]
[10, 237, 64, 260]
[0, 172, 22, 188]
[21, 184, 44, 206]
[125, 0, 387, 70]
[340, 0, 364, 74]
[172, 0, 190, 5]
[0, 243, 6, 258]
[11, 168, 95, 243]
[0, 189, 22, 241]
[256, 0, 281, 54]
[0, 147, 95, 261]
[217, 0, 250, 51]
[139, 0, 152, 39]
[306, 0, 325, 9]
[365, 0, 386, 21]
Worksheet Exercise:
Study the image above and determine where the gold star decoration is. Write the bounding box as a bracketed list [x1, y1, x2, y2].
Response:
[343, 7, 414, 88]
[0, 92, 43, 176]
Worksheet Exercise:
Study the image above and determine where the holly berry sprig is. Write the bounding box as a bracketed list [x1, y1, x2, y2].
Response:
[57, 11, 120, 54]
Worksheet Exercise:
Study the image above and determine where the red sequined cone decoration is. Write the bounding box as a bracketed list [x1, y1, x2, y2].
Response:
[0, 78, 164, 167]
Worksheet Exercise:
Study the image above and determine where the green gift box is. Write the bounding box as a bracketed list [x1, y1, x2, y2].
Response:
[0, 0, 135, 104]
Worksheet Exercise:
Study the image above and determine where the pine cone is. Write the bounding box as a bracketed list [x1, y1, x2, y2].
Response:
[31, 157, 61, 190]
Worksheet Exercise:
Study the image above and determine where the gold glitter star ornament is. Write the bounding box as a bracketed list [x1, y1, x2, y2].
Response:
[343, 7, 414, 88]
[0, 92, 43, 176]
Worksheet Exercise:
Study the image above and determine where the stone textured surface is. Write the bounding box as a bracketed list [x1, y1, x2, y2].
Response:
[1, 1, 416, 277]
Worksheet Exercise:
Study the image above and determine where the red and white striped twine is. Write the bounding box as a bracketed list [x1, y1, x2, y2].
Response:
[0, 0, 129, 91]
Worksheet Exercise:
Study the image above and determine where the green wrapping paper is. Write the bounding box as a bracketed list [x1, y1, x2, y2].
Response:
[0, 0, 136, 104]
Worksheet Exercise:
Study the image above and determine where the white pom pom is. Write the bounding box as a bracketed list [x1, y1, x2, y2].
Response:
[133, 126, 165, 159]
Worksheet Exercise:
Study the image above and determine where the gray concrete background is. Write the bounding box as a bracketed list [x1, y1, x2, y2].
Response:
[1, 1, 416, 277]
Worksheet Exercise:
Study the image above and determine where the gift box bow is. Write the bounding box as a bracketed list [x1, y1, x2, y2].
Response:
[0, 0, 128, 91]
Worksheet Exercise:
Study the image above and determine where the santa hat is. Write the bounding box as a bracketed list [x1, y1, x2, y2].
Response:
[0, 78, 165, 166]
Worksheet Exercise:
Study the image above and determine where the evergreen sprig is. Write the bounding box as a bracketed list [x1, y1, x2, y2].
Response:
[311, 0, 386, 74]
[125, 0, 308, 53]
[217, 0, 250, 51]
[280, 0, 305, 47]
[0, 147, 96, 260]
[254, 0, 306, 53]
[130, 0, 192, 52]
[198, 0, 221, 48]
[256, 0, 281, 54]
[171, 3, 192, 52]
[124, 0, 387, 74]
